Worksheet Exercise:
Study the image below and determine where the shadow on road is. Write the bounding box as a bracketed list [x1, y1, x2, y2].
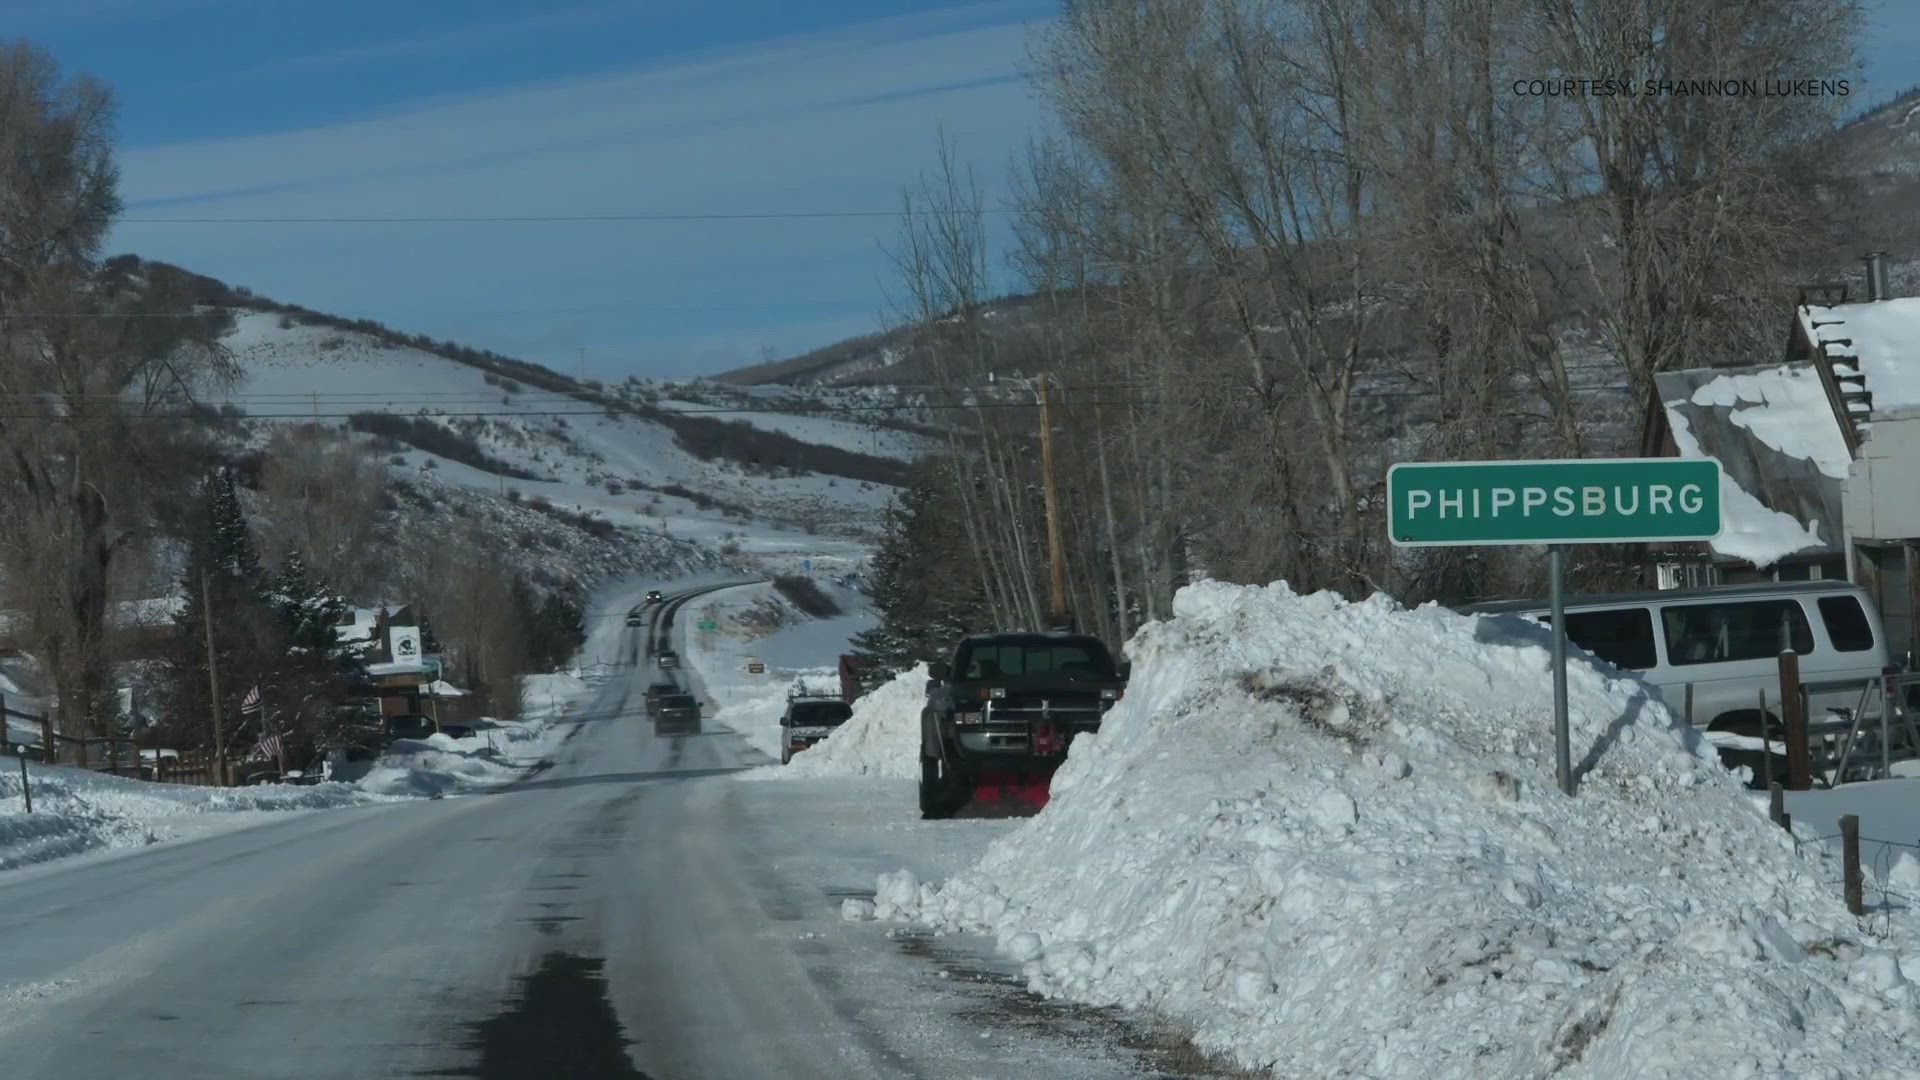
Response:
[506, 766, 755, 793]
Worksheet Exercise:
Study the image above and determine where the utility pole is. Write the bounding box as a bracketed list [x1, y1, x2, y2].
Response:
[1038, 373, 1070, 631]
[200, 569, 227, 786]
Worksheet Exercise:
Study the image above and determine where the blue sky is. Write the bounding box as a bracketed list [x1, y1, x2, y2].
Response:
[25, 0, 1051, 378]
[22, 0, 1920, 380]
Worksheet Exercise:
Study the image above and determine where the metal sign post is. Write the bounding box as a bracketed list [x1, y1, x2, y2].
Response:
[1549, 545, 1571, 796]
[1389, 457, 1725, 798]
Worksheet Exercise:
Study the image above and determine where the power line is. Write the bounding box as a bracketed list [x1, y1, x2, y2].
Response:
[116, 208, 1015, 225]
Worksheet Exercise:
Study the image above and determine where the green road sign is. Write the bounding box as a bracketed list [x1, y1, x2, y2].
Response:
[1387, 458, 1722, 547]
[699, 619, 717, 631]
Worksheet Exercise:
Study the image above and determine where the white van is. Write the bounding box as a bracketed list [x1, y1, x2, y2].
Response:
[1460, 580, 1889, 739]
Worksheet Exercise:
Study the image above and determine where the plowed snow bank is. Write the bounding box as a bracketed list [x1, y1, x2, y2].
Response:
[861, 582, 1920, 1079]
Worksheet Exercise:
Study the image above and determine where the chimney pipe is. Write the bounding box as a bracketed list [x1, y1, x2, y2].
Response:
[1864, 251, 1889, 302]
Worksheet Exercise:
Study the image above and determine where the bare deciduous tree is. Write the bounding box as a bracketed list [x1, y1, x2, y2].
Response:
[0, 43, 234, 739]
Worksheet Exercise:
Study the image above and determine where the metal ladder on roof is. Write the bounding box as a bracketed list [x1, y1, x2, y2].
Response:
[1802, 301, 1873, 453]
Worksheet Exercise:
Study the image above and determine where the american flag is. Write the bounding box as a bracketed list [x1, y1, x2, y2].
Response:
[240, 686, 261, 715]
[248, 732, 283, 763]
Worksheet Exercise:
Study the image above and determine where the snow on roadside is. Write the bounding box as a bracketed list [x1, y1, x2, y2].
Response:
[683, 579, 863, 761]
[771, 664, 927, 780]
[0, 671, 596, 876]
[354, 670, 589, 798]
[0, 763, 390, 875]
[859, 581, 1920, 1079]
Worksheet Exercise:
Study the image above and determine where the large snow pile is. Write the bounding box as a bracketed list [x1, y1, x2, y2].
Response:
[780, 663, 928, 779]
[861, 582, 1920, 1079]
[0, 764, 386, 873]
[356, 670, 587, 798]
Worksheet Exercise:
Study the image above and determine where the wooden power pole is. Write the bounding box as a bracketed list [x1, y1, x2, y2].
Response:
[1038, 374, 1070, 630]
[200, 569, 227, 786]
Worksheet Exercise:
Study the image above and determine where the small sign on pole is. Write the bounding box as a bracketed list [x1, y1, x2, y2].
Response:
[1388, 457, 1725, 796]
[746, 657, 765, 675]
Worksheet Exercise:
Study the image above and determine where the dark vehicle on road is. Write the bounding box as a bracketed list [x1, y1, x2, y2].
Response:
[657, 649, 680, 670]
[626, 612, 644, 627]
[644, 680, 679, 718]
[646, 590, 664, 605]
[655, 693, 701, 735]
[919, 633, 1128, 818]
[780, 696, 853, 764]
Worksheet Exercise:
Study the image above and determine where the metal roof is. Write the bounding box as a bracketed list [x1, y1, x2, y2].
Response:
[1458, 578, 1864, 615]
[1655, 362, 1844, 557]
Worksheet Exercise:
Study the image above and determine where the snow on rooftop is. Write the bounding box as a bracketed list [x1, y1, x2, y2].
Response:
[1801, 296, 1920, 413]
[1665, 411, 1824, 567]
[860, 581, 1920, 1078]
[1687, 365, 1851, 479]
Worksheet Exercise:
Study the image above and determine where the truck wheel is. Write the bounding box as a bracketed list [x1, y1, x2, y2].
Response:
[920, 755, 958, 819]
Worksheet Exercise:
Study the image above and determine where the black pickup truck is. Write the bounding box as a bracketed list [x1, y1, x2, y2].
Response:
[919, 632, 1128, 817]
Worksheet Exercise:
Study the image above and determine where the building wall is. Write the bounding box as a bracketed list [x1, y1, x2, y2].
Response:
[1845, 413, 1920, 540]
[1857, 543, 1917, 666]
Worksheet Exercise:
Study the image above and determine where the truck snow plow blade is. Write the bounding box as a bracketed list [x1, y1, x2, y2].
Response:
[956, 767, 1054, 817]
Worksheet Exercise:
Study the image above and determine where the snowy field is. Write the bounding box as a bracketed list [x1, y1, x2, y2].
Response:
[845, 582, 1920, 1079]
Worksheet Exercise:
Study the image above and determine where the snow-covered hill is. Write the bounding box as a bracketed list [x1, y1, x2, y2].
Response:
[210, 311, 915, 572]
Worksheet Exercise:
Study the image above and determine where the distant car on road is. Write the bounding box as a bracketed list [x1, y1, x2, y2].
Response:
[780, 697, 853, 765]
[654, 693, 701, 735]
[625, 612, 644, 627]
[657, 649, 679, 670]
[645, 590, 665, 605]
[644, 681, 679, 718]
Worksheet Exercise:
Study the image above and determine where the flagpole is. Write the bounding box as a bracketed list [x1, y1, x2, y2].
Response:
[269, 686, 287, 775]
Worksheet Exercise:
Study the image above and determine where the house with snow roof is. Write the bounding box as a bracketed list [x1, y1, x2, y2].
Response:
[1655, 254, 1920, 660]
[335, 604, 470, 720]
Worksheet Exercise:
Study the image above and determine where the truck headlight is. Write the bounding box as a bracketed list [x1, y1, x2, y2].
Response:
[979, 687, 1006, 700]
[1100, 688, 1121, 700]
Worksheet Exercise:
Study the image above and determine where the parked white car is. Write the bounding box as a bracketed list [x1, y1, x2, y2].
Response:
[1462, 580, 1889, 773]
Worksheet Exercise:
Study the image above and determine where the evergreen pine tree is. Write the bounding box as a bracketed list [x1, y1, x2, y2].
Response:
[266, 550, 364, 751]
[851, 467, 989, 678]
[157, 467, 283, 749]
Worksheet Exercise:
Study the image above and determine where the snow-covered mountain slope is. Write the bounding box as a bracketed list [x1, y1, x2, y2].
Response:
[210, 311, 914, 570]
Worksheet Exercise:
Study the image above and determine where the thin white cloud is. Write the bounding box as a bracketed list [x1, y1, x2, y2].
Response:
[110, 4, 1048, 376]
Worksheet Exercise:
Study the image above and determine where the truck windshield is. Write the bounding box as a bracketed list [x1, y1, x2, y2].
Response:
[957, 643, 1112, 679]
[789, 701, 852, 726]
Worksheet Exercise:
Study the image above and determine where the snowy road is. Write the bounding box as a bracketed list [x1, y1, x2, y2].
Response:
[0, 584, 1183, 1079]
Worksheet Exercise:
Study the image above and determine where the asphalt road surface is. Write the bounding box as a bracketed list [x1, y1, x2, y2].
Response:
[0, 583, 1189, 1079]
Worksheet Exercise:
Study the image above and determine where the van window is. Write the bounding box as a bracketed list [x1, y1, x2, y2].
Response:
[1560, 608, 1657, 670]
[1660, 600, 1813, 665]
[1818, 595, 1875, 652]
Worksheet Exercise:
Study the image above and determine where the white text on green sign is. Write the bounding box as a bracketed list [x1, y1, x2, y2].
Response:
[1387, 458, 1723, 546]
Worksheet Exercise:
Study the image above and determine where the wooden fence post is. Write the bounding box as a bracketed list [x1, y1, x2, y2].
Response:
[1840, 814, 1865, 916]
[39, 714, 53, 766]
[1780, 652, 1810, 791]
[1768, 782, 1791, 832]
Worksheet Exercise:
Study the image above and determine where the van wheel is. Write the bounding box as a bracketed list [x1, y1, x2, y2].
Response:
[1708, 710, 1784, 789]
